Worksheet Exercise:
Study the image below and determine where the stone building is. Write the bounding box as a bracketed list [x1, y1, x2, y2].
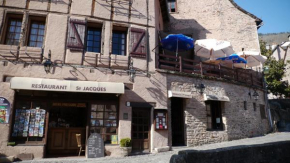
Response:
[0, 0, 271, 160]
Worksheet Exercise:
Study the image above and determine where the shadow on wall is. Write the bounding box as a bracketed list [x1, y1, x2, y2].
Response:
[269, 99, 290, 132]
[160, 16, 211, 61]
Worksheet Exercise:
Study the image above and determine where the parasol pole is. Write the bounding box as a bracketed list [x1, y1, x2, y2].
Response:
[176, 38, 178, 58]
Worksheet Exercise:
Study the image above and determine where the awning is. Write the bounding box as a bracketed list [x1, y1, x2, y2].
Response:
[10, 77, 124, 94]
[204, 94, 230, 102]
[168, 90, 192, 98]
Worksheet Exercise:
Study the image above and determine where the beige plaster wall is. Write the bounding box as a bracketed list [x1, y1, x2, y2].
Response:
[70, 0, 92, 16]
[166, 0, 260, 52]
[167, 74, 270, 146]
[131, 0, 147, 25]
[28, 1, 48, 11]
[44, 14, 68, 63]
[49, 0, 70, 13]
[5, 0, 26, 8]
[94, 0, 111, 19]
[112, 1, 129, 22]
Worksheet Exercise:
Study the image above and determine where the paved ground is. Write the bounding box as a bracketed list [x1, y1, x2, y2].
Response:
[21, 132, 290, 163]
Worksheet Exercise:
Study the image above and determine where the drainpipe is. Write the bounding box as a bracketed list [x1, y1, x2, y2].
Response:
[263, 75, 273, 131]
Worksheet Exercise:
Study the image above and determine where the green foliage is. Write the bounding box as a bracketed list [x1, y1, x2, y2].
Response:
[120, 138, 131, 147]
[261, 40, 290, 97]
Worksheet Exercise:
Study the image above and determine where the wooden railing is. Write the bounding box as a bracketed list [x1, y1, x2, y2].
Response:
[157, 53, 264, 87]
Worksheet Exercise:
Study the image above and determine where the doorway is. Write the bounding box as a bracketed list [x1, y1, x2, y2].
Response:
[171, 98, 185, 146]
[131, 108, 151, 153]
[46, 104, 87, 157]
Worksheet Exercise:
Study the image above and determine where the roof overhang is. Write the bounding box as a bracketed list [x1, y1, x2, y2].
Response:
[10, 77, 125, 94]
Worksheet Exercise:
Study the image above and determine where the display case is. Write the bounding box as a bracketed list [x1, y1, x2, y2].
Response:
[154, 110, 168, 130]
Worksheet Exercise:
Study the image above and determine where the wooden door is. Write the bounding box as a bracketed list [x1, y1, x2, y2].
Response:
[49, 129, 66, 150]
[132, 108, 150, 151]
[171, 98, 185, 146]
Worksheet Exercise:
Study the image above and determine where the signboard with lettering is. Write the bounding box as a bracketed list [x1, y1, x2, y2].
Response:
[87, 133, 104, 158]
[111, 135, 118, 145]
[10, 77, 124, 94]
[0, 97, 11, 124]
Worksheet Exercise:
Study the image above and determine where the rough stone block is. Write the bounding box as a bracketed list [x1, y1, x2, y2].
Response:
[154, 146, 170, 153]
[5, 0, 26, 8]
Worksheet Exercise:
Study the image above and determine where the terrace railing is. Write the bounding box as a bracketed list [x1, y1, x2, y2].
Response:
[157, 53, 264, 87]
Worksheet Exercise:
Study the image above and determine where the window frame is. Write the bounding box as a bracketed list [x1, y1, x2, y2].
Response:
[85, 27, 102, 53]
[3, 15, 23, 46]
[26, 16, 46, 48]
[168, 0, 177, 13]
[111, 29, 127, 56]
[206, 101, 224, 131]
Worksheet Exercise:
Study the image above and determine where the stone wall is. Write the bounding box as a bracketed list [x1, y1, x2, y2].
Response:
[167, 73, 270, 147]
[165, 0, 260, 52]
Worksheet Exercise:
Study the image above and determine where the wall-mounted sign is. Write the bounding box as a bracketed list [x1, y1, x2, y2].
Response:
[154, 110, 168, 130]
[168, 90, 192, 98]
[10, 77, 124, 94]
[0, 97, 11, 124]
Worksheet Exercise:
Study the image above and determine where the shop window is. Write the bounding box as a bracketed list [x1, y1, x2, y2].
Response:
[168, 0, 177, 13]
[260, 104, 266, 119]
[112, 27, 127, 56]
[11, 101, 47, 144]
[206, 101, 223, 131]
[86, 27, 102, 53]
[90, 104, 118, 144]
[4, 17, 22, 45]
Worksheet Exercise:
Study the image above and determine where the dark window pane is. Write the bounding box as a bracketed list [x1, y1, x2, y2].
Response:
[112, 49, 119, 55]
[87, 35, 94, 40]
[31, 29, 37, 35]
[94, 35, 100, 41]
[29, 41, 36, 47]
[87, 47, 93, 52]
[15, 27, 21, 33]
[11, 21, 16, 25]
[38, 29, 44, 35]
[93, 48, 99, 53]
[39, 24, 45, 29]
[94, 30, 100, 35]
[144, 133, 148, 139]
[88, 30, 94, 34]
[87, 41, 93, 47]
[32, 23, 38, 28]
[138, 133, 143, 139]
[112, 37, 119, 43]
[16, 21, 22, 26]
[30, 35, 37, 41]
[15, 34, 20, 40]
[93, 42, 100, 47]
[9, 26, 15, 32]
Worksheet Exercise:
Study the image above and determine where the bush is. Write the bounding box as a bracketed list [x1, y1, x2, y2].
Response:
[120, 138, 131, 147]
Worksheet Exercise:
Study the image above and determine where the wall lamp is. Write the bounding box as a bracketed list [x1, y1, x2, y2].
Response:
[128, 57, 136, 82]
[43, 50, 53, 74]
[195, 83, 205, 94]
[249, 89, 259, 100]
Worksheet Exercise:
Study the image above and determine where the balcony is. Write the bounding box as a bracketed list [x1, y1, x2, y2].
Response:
[156, 53, 264, 88]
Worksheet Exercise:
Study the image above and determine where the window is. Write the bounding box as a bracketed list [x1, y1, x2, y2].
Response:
[90, 104, 118, 144]
[28, 21, 45, 47]
[253, 103, 256, 111]
[5, 19, 22, 45]
[112, 31, 127, 56]
[260, 104, 266, 119]
[206, 101, 223, 130]
[86, 27, 101, 53]
[168, 0, 177, 12]
[244, 101, 247, 110]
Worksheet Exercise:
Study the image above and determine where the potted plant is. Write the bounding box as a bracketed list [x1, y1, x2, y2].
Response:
[119, 138, 132, 157]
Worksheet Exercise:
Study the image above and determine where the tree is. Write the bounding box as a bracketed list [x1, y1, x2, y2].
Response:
[261, 40, 290, 97]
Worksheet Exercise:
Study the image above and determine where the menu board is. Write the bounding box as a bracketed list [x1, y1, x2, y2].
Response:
[87, 133, 104, 158]
[155, 110, 168, 130]
[12, 109, 46, 137]
[0, 97, 11, 124]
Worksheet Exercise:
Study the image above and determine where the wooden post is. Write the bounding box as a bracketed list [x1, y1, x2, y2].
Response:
[179, 56, 182, 72]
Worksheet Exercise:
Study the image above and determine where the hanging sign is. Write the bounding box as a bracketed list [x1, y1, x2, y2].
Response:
[0, 97, 11, 124]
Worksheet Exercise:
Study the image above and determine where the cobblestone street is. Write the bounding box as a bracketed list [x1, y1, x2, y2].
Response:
[21, 132, 290, 163]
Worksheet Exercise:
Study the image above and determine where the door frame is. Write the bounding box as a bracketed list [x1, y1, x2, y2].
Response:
[131, 107, 152, 152]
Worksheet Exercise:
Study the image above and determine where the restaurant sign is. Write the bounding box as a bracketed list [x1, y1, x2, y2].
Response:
[10, 77, 124, 94]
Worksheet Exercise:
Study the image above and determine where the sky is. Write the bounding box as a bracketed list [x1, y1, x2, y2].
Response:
[234, 0, 290, 34]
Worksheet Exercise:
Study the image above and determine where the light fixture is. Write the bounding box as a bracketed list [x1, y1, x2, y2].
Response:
[195, 83, 205, 94]
[252, 90, 259, 100]
[44, 50, 53, 74]
[128, 57, 136, 82]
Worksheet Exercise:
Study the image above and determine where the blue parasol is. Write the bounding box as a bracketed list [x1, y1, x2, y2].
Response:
[216, 54, 247, 63]
[161, 34, 194, 57]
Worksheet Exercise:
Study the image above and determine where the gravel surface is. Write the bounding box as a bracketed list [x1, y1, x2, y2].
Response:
[21, 132, 290, 163]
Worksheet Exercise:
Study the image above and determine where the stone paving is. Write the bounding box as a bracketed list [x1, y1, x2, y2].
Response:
[21, 132, 290, 163]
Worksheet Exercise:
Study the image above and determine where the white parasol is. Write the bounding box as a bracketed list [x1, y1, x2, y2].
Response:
[237, 51, 267, 67]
